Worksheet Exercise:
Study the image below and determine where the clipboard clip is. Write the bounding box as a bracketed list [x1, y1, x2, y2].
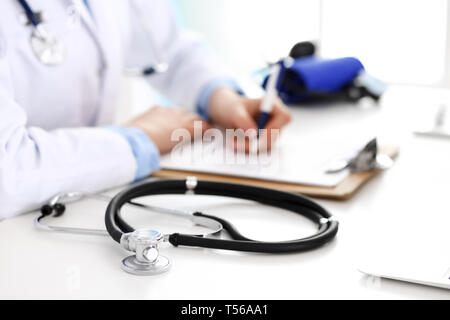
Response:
[325, 138, 394, 174]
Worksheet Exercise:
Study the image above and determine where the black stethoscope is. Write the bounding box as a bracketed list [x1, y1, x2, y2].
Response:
[38, 177, 339, 276]
[16, 0, 168, 76]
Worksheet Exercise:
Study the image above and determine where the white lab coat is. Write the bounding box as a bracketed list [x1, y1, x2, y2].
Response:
[0, 0, 230, 218]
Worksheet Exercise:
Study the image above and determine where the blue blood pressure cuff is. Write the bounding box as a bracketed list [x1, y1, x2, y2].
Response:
[264, 56, 386, 104]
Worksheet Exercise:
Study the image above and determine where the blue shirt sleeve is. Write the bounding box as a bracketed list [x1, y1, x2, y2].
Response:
[107, 127, 160, 181]
[196, 78, 244, 120]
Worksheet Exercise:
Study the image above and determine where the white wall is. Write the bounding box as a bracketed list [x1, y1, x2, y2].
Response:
[174, 0, 450, 87]
[175, 0, 320, 74]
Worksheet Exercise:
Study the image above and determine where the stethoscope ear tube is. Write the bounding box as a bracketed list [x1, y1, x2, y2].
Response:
[105, 179, 338, 254]
[168, 226, 338, 253]
[171, 212, 338, 253]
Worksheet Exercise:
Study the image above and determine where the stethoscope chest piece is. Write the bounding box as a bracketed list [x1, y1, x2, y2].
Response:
[120, 229, 171, 276]
[30, 27, 66, 66]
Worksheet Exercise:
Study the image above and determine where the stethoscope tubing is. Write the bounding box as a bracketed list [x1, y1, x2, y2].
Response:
[17, 0, 40, 27]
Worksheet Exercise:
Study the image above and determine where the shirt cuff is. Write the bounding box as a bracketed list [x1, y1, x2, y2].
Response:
[196, 78, 244, 120]
[106, 126, 160, 181]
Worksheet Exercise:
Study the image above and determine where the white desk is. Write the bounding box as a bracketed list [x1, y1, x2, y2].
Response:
[1, 86, 450, 299]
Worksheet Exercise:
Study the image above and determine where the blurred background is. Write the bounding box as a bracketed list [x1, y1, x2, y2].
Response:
[120, 0, 450, 119]
[174, 0, 449, 87]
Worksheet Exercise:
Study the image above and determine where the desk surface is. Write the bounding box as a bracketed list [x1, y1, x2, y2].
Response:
[1, 86, 450, 299]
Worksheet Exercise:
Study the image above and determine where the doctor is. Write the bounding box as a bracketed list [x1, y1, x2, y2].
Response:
[0, 0, 291, 218]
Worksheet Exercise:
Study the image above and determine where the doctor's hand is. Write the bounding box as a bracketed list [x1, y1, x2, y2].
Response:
[208, 88, 292, 150]
[125, 106, 211, 154]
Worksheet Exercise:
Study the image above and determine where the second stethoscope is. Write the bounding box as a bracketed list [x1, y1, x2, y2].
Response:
[16, 0, 168, 76]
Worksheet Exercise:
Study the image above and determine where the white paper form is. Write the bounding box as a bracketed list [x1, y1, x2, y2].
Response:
[159, 134, 364, 188]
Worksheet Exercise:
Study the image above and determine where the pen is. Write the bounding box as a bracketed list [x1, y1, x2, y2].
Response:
[257, 63, 282, 131]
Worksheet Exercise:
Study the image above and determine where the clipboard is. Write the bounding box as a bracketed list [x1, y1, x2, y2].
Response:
[152, 145, 399, 200]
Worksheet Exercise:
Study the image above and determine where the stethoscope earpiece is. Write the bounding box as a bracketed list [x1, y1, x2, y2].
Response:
[40, 203, 66, 217]
[40, 204, 54, 216]
[52, 203, 66, 217]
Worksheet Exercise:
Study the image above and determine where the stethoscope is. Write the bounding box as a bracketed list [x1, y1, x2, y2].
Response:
[16, 0, 168, 76]
[17, 0, 66, 66]
[38, 177, 339, 276]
